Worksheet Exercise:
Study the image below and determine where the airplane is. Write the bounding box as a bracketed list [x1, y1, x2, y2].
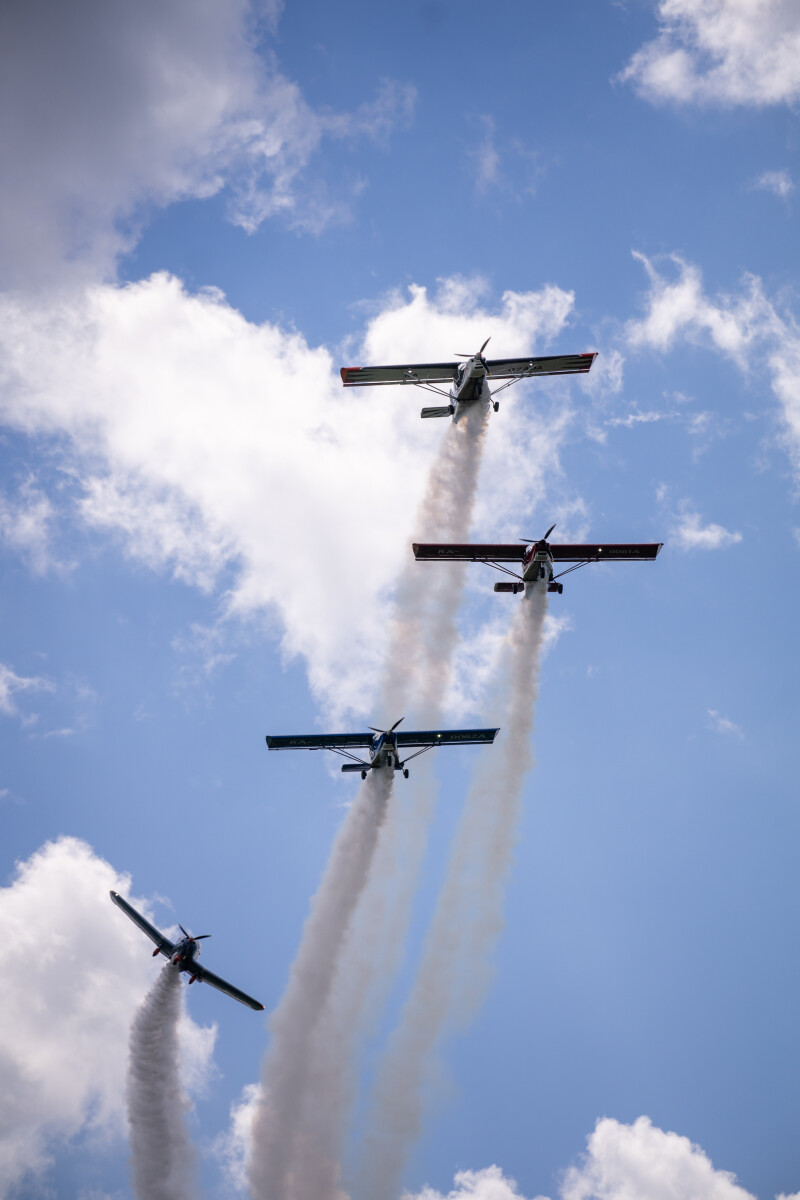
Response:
[109, 890, 265, 1011]
[265, 718, 499, 780]
[339, 338, 597, 420]
[412, 525, 663, 595]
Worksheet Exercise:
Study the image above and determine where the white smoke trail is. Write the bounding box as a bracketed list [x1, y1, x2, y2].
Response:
[127, 963, 195, 1200]
[280, 407, 492, 1200]
[381, 402, 489, 720]
[355, 581, 550, 1200]
[247, 767, 392, 1200]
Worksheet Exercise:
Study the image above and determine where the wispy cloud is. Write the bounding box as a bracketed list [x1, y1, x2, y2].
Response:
[467, 115, 541, 200]
[707, 709, 744, 739]
[627, 252, 800, 486]
[618, 0, 800, 108]
[0, 662, 54, 719]
[671, 508, 742, 550]
[753, 169, 795, 200]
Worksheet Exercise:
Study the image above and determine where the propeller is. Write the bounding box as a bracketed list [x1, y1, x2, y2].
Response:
[454, 337, 491, 359]
[368, 717, 405, 735]
[178, 923, 210, 942]
[518, 524, 556, 544]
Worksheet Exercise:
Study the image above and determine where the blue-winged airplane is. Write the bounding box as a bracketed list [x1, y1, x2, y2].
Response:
[265, 718, 499, 779]
[413, 526, 663, 594]
[109, 890, 265, 1011]
[340, 338, 598, 420]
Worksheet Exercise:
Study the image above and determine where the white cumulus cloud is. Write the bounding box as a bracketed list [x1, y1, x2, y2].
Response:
[0, 836, 215, 1198]
[619, 0, 800, 107]
[0, 0, 414, 285]
[0, 273, 577, 718]
[707, 708, 744, 738]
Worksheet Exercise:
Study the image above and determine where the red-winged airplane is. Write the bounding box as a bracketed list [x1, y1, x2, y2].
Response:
[413, 525, 663, 595]
[110, 891, 265, 1011]
[266, 718, 499, 780]
[340, 338, 597, 420]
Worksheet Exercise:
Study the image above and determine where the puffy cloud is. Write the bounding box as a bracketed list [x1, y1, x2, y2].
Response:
[0, 661, 53, 719]
[560, 1116, 756, 1200]
[0, 273, 577, 718]
[618, 0, 800, 107]
[0, 0, 414, 285]
[0, 836, 215, 1197]
[671, 508, 742, 550]
[753, 170, 795, 200]
[403, 1165, 545, 1200]
[627, 253, 800, 483]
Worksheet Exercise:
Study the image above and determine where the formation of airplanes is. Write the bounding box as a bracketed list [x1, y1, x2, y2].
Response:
[112, 339, 662, 1013]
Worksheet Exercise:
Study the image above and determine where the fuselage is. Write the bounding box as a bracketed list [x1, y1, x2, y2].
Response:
[521, 540, 555, 583]
[449, 355, 492, 420]
[170, 936, 201, 972]
[369, 732, 400, 770]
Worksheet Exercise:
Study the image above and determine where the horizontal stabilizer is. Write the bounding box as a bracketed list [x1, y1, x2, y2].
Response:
[420, 406, 453, 419]
[494, 581, 523, 594]
[341, 763, 370, 773]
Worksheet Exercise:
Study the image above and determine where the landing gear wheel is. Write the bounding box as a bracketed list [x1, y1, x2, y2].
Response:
[361, 770, 367, 780]
[403, 769, 409, 779]
[493, 401, 499, 412]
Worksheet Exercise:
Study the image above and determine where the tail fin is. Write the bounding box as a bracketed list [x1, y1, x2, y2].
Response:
[420, 406, 454, 419]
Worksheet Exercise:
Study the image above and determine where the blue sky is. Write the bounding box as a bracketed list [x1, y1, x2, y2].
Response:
[1, 2, 799, 1198]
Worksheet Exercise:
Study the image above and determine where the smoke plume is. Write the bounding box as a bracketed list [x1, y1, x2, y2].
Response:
[127, 963, 195, 1200]
[247, 767, 392, 1199]
[355, 581, 550, 1200]
[381, 401, 489, 720]
[280, 406, 491, 1200]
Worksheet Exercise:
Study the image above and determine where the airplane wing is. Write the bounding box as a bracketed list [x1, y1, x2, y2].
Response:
[189, 963, 265, 1011]
[550, 543, 663, 561]
[110, 891, 175, 958]
[395, 728, 500, 747]
[413, 543, 525, 562]
[266, 733, 375, 750]
[484, 352, 597, 379]
[340, 363, 457, 387]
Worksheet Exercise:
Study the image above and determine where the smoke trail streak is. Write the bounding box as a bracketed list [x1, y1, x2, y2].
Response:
[381, 402, 489, 720]
[127, 963, 195, 1200]
[355, 582, 549, 1200]
[282, 408, 491, 1200]
[247, 768, 392, 1200]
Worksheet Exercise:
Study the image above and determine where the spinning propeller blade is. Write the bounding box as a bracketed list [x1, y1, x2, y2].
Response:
[454, 337, 491, 359]
[179, 924, 189, 938]
[518, 524, 556, 543]
[368, 717, 405, 735]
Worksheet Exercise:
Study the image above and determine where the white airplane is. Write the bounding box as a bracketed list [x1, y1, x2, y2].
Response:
[110, 891, 264, 1011]
[340, 338, 597, 420]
